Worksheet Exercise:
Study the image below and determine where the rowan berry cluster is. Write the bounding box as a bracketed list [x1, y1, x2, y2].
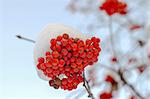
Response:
[99, 0, 127, 16]
[37, 33, 101, 90]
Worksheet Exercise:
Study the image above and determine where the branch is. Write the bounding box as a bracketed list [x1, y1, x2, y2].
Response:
[83, 70, 95, 99]
[16, 35, 35, 43]
[118, 70, 144, 99]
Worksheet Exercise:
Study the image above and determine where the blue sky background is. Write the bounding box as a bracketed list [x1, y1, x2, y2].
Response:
[1, 0, 150, 99]
[0, 0, 88, 99]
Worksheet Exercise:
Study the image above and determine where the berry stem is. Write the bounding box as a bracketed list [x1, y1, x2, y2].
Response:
[83, 70, 95, 99]
[109, 17, 118, 58]
[16, 35, 35, 43]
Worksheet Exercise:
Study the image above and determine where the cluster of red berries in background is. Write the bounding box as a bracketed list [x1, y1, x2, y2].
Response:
[99, 0, 127, 16]
[37, 33, 101, 90]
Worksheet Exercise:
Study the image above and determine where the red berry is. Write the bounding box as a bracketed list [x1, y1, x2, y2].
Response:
[59, 67, 64, 71]
[130, 96, 136, 99]
[66, 44, 72, 51]
[96, 38, 100, 43]
[61, 39, 68, 46]
[55, 78, 62, 86]
[105, 75, 116, 84]
[48, 73, 54, 78]
[55, 44, 61, 52]
[65, 72, 70, 77]
[87, 51, 93, 59]
[57, 35, 62, 41]
[80, 52, 86, 58]
[38, 57, 44, 63]
[66, 60, 71, 66]
[68, 77, 73, 83]
[52, 70, 60, 76]
[65, 67, 71, 72]
[138, 65, 145, 73]
[52, 51, 59, 58]
[50, 39, 57, 46]
[45, 51, 51, 56]
[45, 62, 52, 67]
[46, 68, 53, 73]
[63, 33, 69, 39]
[86, 39, 92, 45]
[67, 52, 72, 58]
[73, 51, 79, 57]
[78, 47, 84, 54]
[68, 38, 74, 44]
[91, 37, 96, 42]
[76, 58, 83, 65]
[58, 59, 65, 67]
[111, 57, 117, 63]
[70, 57, 76, 63]
[62, 78, 68, 85]
[49, 80, 54, 86]
[64, 56, 68, 61]
[37, 63, 41, 69]
[73, 79, 79, 86]
[46, 55, 52, 62]
[93, 42, 99, 48]
[99, 92, 112, 99]
[50, 45, 56, 51]
[78, 64, 84, 70]
[73, 68, 79, 73]
[52, 65, 58, 70]
[78, 76, 83, 82]
[52, 59, 59, 66]
[40, 63, 46, 70]
[71, 63, 77, 68]
[72, 43, 78, 51]
[61, 48, 68, 56]
[77, 40, 84, 47]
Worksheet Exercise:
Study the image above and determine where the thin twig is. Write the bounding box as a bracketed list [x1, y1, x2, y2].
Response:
[16, 35, 35, 43]
[118, 70, 144, 99]
[83, 70, 95, 99]
[109, 17, 115, 56]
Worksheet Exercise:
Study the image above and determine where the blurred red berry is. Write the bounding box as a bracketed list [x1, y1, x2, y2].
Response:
[137, 65, 145, 73]
[111, 57, 117, 63]
[130, 25, 141, 31]
[105, 75, 116, 84]
[130, 96, 136, 99]
[99, 92, 112, 99]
